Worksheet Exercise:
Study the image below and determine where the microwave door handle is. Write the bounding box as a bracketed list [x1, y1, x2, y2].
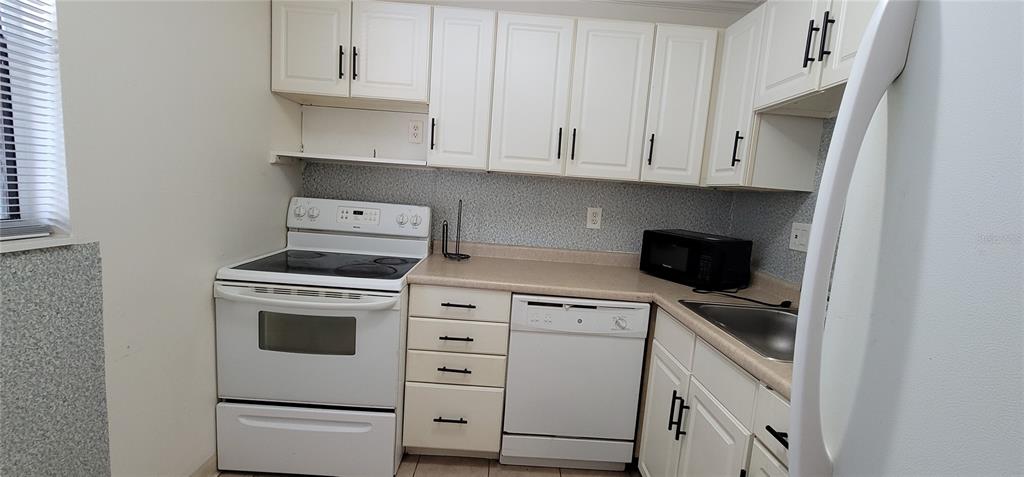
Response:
[213, 283, 399, 311]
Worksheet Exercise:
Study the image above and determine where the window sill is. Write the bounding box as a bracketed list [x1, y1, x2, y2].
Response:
[0, 234, 75, 254]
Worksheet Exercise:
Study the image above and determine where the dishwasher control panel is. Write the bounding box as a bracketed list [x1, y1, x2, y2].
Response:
[511, 294, 649, 338]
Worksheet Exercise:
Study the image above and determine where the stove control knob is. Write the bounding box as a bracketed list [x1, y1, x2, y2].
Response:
[293, 205, 306, 217]
[396, 213, 408, 225]
[410, 214, 422, 226]
[613, 317, 629, 330]
[308, 207, 320, 219]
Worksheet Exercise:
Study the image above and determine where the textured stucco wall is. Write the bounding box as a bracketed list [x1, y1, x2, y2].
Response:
[0, 242, 110, 477]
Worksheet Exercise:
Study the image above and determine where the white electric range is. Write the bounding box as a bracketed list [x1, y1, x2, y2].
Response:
[214, 197, 430, 477]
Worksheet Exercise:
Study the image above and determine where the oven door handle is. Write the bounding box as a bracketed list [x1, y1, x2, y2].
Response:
[214, 283, 399, 311]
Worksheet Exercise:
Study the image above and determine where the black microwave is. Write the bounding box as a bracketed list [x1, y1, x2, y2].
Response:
[639, 229, 752, 290]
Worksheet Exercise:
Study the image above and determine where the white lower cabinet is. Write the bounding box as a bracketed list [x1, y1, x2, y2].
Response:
[748, 438, 789, 477]
[403, 382, 504, 453]
[638, 340, 692, 477]
[678, 379, 752, 477]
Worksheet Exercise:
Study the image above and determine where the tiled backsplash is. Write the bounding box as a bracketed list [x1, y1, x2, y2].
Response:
[303, 119, 834, 283]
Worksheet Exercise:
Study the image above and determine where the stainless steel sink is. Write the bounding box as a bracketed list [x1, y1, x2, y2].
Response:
[680, 301, 798, 362]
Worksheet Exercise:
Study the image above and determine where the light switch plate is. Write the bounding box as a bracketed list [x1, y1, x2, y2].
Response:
[790, 222, 811, 252]
[586, 207, 602, 230]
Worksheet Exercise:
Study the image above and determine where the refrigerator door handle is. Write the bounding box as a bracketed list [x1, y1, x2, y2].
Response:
[790, 1, 919, 476]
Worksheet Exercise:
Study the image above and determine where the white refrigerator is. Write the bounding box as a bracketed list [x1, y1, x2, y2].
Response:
[791, 1, 1023, 476]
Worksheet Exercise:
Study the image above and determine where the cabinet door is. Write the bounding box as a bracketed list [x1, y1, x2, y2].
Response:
[748, 438, 789, 477]
[705, 6, 764, 186]
[564, 19, 654, 181]
[350, 1, 431, 101]
[640, 24, 717, 186]
[819, 0, 878, 88]
[427, 7, 496, 170]
[271, 1, 351, 97]
[678, 379, 751, 477]
[638, 341, 692, 477]
[753, 0, 829, 109]
[488, 13, 575, 176]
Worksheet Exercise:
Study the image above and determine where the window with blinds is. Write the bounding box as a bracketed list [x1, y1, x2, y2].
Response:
[0, 0, 69, 241]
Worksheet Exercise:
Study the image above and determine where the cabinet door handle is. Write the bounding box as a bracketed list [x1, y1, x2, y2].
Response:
[647, 133, 655, 165]
[438, 335, 474, 342]
[802, 19, 820, 68]
[352, 46, 358, 79]
[338, 45, 345, 78]
[668, 389, 682, 430]
[731, 130, 744, 167]
[570, 128, 577, 160]
[818, 11, 836, 61]
[557, 127, 563, 159]
[433, 417, 468, 424]
[430, 117, 436, 150]
[441, 302, 476, 309]
[765, 425, 790, 449]
[674, 396, 690, 441]
[437, 366, 472, 374]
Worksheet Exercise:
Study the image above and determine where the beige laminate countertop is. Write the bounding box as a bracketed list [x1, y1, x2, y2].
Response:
[408, 253, 796, 399]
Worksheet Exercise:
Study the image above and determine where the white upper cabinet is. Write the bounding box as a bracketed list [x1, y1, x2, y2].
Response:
[564, 19, 654, 181]
[677, 379, 752, 477]
[271, 1, 352, 97]
[427, 7, 496, 170]
[488, 13, 575, 176]
[640, 24, 717, 186]
[638, 341, 692, 477]
[753, 0, 829, 109]
[705, 6, 763, 187]
[350, 1, 431, 102]
[819, 0, 878, 88]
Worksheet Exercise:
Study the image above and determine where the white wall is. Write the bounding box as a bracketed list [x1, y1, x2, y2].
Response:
[56, 2, 301, 475]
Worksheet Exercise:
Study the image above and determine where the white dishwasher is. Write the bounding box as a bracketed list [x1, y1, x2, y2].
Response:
[501, 294, 650, 471]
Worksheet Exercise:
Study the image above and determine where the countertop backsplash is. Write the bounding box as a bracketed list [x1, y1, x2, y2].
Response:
[303, 118, 834, 284]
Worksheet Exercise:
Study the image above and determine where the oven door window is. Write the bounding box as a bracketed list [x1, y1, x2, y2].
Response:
[258, 311, 356, 355]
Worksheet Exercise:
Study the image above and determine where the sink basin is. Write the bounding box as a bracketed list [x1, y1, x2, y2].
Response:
[680, 301, 798, 362]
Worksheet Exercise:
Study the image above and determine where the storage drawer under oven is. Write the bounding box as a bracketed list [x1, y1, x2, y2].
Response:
[216, 402, 396, 476]
[403, 382, 504, 453]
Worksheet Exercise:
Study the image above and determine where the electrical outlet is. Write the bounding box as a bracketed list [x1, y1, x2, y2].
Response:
[790, 222, 811, 252]
[586, 207, 602, 230]
[409, 120, 424, 144]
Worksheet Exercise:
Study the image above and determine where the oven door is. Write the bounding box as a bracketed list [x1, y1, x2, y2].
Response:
[214, 281, 402, 408]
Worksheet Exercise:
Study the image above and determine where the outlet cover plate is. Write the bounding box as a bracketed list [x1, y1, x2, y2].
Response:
[586, 207, 602, 230]
[790, 222, 811, 252]
[409, 120, 424, 144]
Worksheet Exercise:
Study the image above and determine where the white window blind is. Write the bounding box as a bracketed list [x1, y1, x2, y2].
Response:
[0, 0, 68, 241]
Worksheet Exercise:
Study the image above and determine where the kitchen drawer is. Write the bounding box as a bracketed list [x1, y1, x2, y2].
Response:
[216, 402, 395, 476]
[692, 338, 758, 429]
[753, 384, 790, 465]
[749, 438, 789, 477]
[408, 317, 509, 355]
[410, 285, 512, 323]
[654, 308, 696, 370]
[403, 382, 504, 453]
[406, 350, 507, 388]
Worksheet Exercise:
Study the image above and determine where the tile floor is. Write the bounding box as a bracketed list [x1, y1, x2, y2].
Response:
[219, 454, 642, 477]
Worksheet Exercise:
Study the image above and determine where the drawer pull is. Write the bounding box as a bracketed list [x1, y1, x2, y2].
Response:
[437, 366, 472, 374]
[765, 425, 789, 449]
[433, 417, 468, 424]
[438, 335, 474, 342]
[441, 302, 477, 309]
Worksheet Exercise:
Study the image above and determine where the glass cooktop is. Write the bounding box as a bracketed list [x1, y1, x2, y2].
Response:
[233, 250, 420, 280]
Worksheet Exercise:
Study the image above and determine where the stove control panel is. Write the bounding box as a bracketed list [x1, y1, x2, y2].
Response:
[287, 197, 430, 238]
